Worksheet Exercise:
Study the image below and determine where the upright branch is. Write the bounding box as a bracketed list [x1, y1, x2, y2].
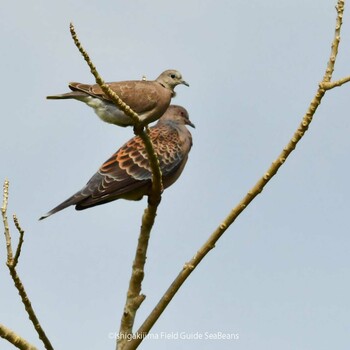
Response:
[2, 179, 13, 263]
[69, 23, 139, 125]
[323, 0, 344, 83]
[1, 181, 54, 350]
[117, 127, 163, 350]
[69, 24, 163, 349]
[124, 1, 349, 349]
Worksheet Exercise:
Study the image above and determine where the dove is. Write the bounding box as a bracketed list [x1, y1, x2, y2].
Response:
[47, 70, 189, 127]
[39, 105, 194, 220]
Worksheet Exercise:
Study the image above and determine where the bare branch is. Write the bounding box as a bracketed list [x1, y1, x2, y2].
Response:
[69, 22, 140, 125]
[124, 1, 349, 348]
[117, 200, 160, 350]
[7, 268, 54, 350]
[323, 0, 344, 82]
[68, 24, 163, 349]
[13, 214, 24, 268]
[1, 181, 54, 350]
[320, 75, 350, 89]
[0, 323, 38, 350]
[2, 179, 13, 263]
[117, 129, 162, 348]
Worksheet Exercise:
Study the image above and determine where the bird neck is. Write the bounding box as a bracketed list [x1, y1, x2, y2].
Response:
[158, 81, 175, 96]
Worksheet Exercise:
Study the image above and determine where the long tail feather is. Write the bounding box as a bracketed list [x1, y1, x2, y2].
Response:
[39, 192, 86, 220]
[46, 91, 86, 100]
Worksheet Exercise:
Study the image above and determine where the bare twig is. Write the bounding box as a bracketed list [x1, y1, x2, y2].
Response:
[124, 1, 348, 348]
[69, 23, 163, 349]
[0, 323, 38, 350]
[323, 0, 344, 83]
[13, 214, 25, 267]
[69, 23, 140, 125]
[1, 181, 54, 350]
[2, 179, 13, 263]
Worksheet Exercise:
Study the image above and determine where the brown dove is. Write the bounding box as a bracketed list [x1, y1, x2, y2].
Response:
[39, 105, 194, 220]
[47, 70, 189, 127]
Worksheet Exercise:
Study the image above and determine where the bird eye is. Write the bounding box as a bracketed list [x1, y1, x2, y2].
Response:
[170, 74, 176, 79]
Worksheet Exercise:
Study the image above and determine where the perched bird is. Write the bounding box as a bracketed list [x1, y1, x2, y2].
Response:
[40, 105, 194, 220]
[47, 70, 189, 127]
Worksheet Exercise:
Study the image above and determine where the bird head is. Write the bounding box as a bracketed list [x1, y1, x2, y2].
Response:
[160, 105, 195, 128]
[156, 70, 189, 93]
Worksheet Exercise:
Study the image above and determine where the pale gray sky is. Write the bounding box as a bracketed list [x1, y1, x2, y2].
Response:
[1, 1, 349, 349]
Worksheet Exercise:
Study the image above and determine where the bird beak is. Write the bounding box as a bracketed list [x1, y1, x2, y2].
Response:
[181, 80, 189, 87]
[186, 119, 195, 128]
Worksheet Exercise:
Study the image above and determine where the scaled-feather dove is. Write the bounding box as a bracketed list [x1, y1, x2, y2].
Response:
[40, 105, 194, 220]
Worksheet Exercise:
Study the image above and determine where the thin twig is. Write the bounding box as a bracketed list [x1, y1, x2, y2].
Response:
[323, 0, 344, 83]
[69, 23, 140, 125]
[1, 181, 54, 350]
[1, 179, 13, 263]
[13, 214, 25, 268]
[124, 1, 347, 348]
[0, 323, 38, 350]
[68, 23, 163, 349]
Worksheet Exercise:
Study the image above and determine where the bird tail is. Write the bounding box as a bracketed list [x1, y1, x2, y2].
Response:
[46, 91, 86, 100]
[39, 192, 86, 220]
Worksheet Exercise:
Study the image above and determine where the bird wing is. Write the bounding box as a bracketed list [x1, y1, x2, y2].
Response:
[75, 123, 186, 209]
[69, 81, 171, 115]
